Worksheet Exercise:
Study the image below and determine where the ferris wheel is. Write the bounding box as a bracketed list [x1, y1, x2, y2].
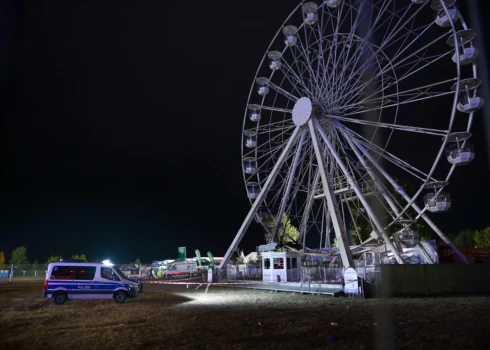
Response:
[220, 0, 483, 268]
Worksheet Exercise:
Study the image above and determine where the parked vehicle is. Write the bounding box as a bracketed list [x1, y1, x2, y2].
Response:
[44, 261, 140, 304]
[163, 261, 198, 279]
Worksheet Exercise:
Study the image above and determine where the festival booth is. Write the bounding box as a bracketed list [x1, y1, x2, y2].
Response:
[261, 251, 301, 282]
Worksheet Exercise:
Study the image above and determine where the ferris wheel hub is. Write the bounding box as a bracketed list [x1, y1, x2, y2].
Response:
[292, 97, 313, 126]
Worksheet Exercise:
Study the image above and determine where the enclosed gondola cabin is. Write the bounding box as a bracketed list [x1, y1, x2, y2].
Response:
[243, 130, 257, 148]
[447, 29, 478, 65]
[243, 157, 257, 175]
[246, 182, 260, 200]
[255, 77, 270, 96]
[247, 104, 261, 122]
[283, 25, 298, 47]
[424, 182, 451, 213]
[446, 132, 475, 166]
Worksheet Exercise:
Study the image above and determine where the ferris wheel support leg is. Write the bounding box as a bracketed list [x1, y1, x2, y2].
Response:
[324, 206, 332, 249]
[314, 120, 405, 264]
[308, 120, 355, 268]
[344, 134, 434, 263]
[351, 138, 469, 264]
[271, 129, 307, 243]
[299, 169, 320, 247]
[218, 126, 303, 270]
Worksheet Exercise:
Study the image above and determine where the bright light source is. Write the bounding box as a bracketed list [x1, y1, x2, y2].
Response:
[102, 259, 114, 266]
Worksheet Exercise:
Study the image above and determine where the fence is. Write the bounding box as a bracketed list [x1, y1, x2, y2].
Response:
[0, 263, 382, 286]
[381, 264, 490, 296]
[0, 264, 48, 279]
[222, 264, 382, 285]
[224, 264, 262, 280]
[0, 264, 153, 280]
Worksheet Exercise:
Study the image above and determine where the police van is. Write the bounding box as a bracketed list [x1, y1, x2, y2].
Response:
[44, 261, 140, 304]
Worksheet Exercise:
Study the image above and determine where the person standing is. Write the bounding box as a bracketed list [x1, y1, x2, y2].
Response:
[148, 267, 153, 279]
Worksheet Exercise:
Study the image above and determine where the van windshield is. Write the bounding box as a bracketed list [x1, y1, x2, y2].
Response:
[113, 266, 127, 280]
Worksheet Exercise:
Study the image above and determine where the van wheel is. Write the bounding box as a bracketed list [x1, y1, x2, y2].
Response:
[114, 291, 127, 303]
[53, 292, 67, 305]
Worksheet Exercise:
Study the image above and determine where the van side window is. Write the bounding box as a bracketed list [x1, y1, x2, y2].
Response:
[50, 266, 76, 280]
[74, 267, 96, 280]
[101, 267, 120, 281]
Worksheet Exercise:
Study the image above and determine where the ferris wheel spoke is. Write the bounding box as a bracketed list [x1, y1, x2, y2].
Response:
[254, 122, 295, 141]
[341, 51, 451, 108]
[310, 4, 335, 96]
[319, 2, 346, 96]
[344, 128, 434, 182]
[331, 3, 433, 100]
[331, 39, 450, 110]
[388, 23, 434, 65]
[331, 78, 456, 117]
[383, 32, 450, 75]
[260, 106, 293, 114]
[284, 46, 311, 93]
[279, 60, 314, 97]
[268, 82, 299, 103]
[325, 1, 370, 95]
[249, 132, 297, 172]
[329, 114, 448, 137]
[338, 90, 454, 119]
[330, 51, 383, 108]
[328, 0, 398, 95]
[293, 37, 323, 96]
[376, 1, 429, 52]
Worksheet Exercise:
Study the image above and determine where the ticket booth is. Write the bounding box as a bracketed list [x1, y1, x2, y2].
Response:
[261, 251, 300, 282]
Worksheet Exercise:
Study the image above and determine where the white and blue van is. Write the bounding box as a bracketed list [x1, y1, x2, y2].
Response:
[44, 261, 140, 304]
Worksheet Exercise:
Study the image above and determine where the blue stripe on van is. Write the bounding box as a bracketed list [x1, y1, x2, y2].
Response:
[47, 283, 128, 290]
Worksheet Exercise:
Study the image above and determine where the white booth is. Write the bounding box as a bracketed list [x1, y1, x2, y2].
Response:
[261, 251, 301, 282]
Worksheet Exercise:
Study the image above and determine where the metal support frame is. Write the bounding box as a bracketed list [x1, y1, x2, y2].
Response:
[308, 119, 354, 268]
[299, 169, 320, 246]
[352, 137, 469, 264]
[344, 131, 434, 264]
[219, 126, 302, 269]
[271, 129, 307, 243]
[315, 120, 405, 264]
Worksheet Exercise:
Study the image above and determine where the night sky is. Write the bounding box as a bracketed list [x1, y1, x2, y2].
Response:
[1, 0, 489, 264]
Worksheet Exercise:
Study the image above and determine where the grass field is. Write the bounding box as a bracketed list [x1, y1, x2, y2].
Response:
[1, 281, 489, 350]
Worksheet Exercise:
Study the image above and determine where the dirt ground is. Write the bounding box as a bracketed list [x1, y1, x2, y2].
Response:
[1, 281, 489, 350]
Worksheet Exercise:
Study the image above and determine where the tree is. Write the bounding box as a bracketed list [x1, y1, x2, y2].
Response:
[349, 207, 372, 244]
[264, 213, 299, 243]
[474, 226, 490, 248]
[71, 254, 88, 262]
[0, 251, 5, 266]
[232, 249, 246, 264]
[135, 258, 142, 266]
[452, 229, 476, 247]
[10, 246, 29, 265]
[46, 256, 63, 264]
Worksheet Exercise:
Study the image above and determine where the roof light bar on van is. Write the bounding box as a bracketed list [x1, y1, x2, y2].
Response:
[102, 259, 114, 266]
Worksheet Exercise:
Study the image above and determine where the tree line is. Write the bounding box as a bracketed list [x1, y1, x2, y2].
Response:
[0, 247, 143, 266]
[445, 226, 490, 248]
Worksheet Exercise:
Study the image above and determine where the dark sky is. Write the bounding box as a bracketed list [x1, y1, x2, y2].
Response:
[1, 0, 489, 264]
